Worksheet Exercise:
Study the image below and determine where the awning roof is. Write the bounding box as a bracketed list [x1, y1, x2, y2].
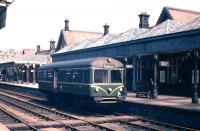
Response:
[0, 55, 52, 69]
[0, 62, 15, 69]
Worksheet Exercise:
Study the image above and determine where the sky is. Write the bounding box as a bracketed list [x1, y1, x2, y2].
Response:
[0, 0, 200, 51]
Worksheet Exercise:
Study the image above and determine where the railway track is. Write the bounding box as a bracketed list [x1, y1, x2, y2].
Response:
[0, 92, 124, 131]
[0, 107, 39, 131]
[0, 87, 199, 130]
[0, 88, 47, 101]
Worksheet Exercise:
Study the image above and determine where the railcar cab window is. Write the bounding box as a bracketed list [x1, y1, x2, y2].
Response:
[94, 69, 108, 83]
[111, 70, 123, 83]
[83, 70, 89, 83]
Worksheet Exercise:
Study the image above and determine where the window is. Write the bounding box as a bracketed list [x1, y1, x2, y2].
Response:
[136, 60, 144, 83]
[166, 58, 182, 84]
[83, 70, 89, 83]
[58, 70, 66, 82]
[94, 69, 108, 83]
[111, 70, 122, 83]
[43, 71, 47, 80]
[47, 71, 53, 81]
[72, 71, 83, 83]
[160, 70, 165, 83]
[66, 71, 72, 82]
[65, 69, 84, 83]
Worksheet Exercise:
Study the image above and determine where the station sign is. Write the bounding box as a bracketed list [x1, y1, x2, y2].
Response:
[126, 65, 133, 68]
[104, 64, 114, 69]
[159, 61, 170, 67]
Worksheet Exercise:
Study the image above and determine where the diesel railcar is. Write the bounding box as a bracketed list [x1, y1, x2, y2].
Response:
[38, 57, 126, 104]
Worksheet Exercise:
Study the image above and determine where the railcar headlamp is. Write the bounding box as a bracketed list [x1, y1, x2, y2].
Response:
[120, 88, 123, 92]
[95, 88, 99, 92]
[117, 92, 121, 97]
[108, 88, 112, 92]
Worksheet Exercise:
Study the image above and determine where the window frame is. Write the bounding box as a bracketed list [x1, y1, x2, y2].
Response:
[110, 69, 123, 84]
[93, 68, 109, 84]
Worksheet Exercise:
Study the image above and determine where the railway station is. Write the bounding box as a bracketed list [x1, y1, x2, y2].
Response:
[0, 0, 200, 130]
[52, 7, 200, 104]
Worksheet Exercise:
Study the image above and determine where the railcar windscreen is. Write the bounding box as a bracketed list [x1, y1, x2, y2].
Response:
[111, 70, 123, 83]
[94, 69, 108, 83]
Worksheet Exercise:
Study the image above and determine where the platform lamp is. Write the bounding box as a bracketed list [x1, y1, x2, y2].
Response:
[152, 54, 158, 99]
[123, 57, 128, 94]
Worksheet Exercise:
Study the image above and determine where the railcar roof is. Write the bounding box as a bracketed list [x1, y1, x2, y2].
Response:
[39, 57, 123, 69]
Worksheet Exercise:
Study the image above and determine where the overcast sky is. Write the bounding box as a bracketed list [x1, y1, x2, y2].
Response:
[0, 0, 200, 51]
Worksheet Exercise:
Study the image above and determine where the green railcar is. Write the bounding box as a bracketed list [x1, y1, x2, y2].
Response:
[38, 57, 126, 103]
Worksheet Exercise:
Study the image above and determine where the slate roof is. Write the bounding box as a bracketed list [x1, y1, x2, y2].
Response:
[109, 28, 148, 44]
[176, 17, 200, 32]
[168, 7, 200, 23]
[56, 37, 99, 53]
[0, 55, 51, 65]
[36, 50, 51, 55]
[137, 20, 183, 39]
[55, 20, 184, 54]
[62, 30, 102, 45]
[56, 30, 103, 51]
[54, 7, 200, 56]
[157, 6, 200, 25]
[56, 29, 147, 54]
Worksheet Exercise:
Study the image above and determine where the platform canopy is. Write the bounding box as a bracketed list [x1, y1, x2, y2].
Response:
[0, 55, 51, 69]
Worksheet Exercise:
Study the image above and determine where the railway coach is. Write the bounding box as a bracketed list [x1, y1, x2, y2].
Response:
[38, 57, 126, 104]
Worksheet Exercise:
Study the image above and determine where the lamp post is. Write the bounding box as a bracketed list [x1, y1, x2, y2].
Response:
[192, 50, 199, 104]
[152, 54, 158, 99]
[124, 57, 128, 93]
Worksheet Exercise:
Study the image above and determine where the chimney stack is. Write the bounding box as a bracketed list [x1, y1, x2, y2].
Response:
[64, 18, 69, 31]
[138, 12, 150, 28]
[103, 23, 109, 36]
[50, 40, 56, 54]
[36, 45, 40, 54]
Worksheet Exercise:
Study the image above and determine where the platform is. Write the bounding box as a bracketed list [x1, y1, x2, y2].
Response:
[125, 92, 200, 112]
[0, 81, 38, 89]
[0, 81, 200, 113]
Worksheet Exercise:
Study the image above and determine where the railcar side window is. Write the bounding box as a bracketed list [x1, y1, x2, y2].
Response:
[94, 69, 108, 83]
[111, 70, 122, 83]
[38, 71, 43, 80]
[47, 71, 53, 81]
[43, 71, 47, 80]
[72, 72, 79, 83]
[58, 70, 66, 82]
[66, 72, 72, 82]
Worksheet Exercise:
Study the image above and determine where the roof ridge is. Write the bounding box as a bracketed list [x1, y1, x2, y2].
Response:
[166, 6, 200, 15]
[62, 29, 103, 34]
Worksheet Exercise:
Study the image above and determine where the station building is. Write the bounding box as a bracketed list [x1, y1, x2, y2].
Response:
[52, 7, 200, 103]
[0, 40, 56, 84]
[0, 55, 51, 84]
[0, 22, 103, 84]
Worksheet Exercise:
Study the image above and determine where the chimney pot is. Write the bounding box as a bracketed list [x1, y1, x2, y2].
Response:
[64, 18, 69, 31]
[50, 40, 56, 54]
[103, 23, 110, 36]
[36, 45, 40, 54]
[138, 12, 150, 28]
